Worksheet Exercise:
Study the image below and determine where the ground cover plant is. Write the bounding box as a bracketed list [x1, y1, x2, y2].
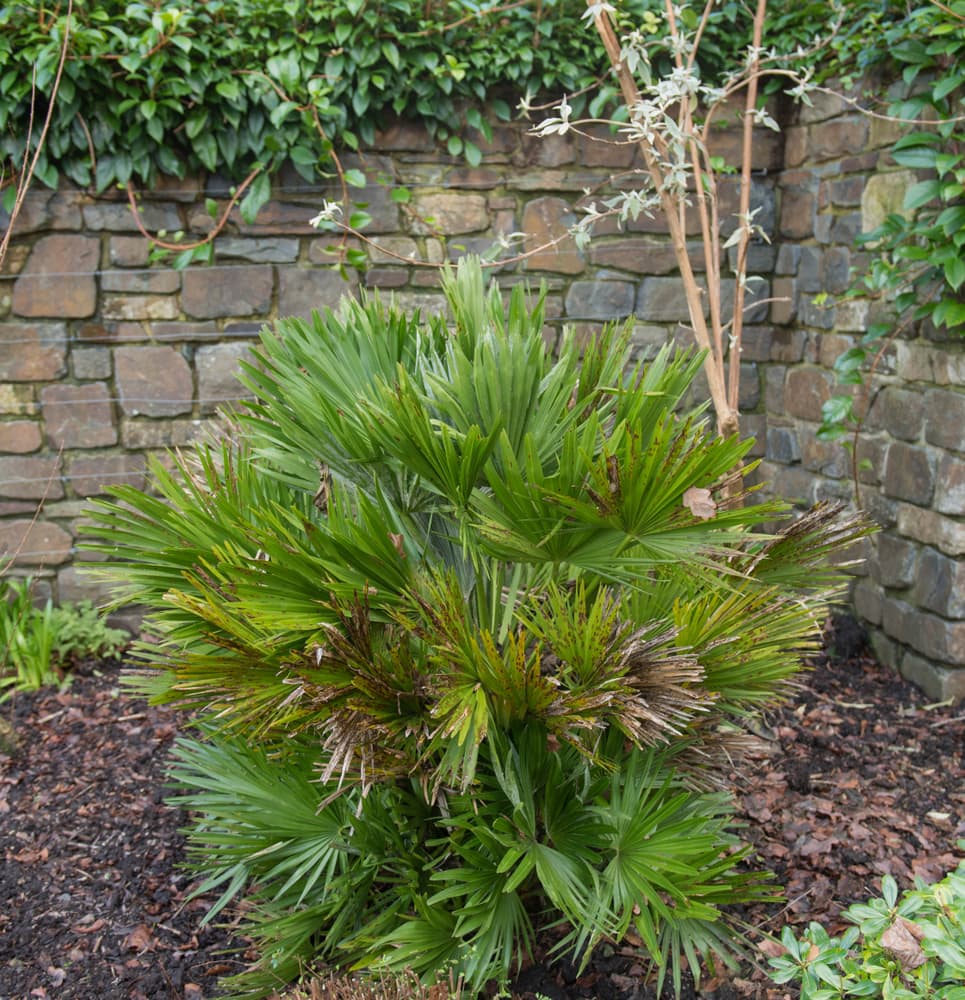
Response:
[769, 856, 965, 1000]
[83, 259, 870, 998]
[0, 578, 128, 701]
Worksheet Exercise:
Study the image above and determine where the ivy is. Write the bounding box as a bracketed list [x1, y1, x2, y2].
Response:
[817, 0, 965, 444]
[0, 0, 859, 200]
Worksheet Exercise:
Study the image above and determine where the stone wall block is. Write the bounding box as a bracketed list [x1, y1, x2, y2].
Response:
[875, 387, 925, 442]
[150, 322, 221, 342]
[861, 170, 917, 236]
[115, 345, 193, 417]
[820, 247, 851, 294]
[576, 124, 637, 168]
[410, 193, 488, 235]
[762, 461, 816, 504]
[373, 120, 433, 151]
[784, 367, 831, 421]
[769, 328, 806, 362]
[897, 503, 965, 556]
[109, 236, 150, 267]
[765, 366, 786, 414]
[521, 131, 576, 168]
[561, 281, 634, 321]
[766, 425, 801, 464]
[740, 326, 772, 362]
[801, 437, 849, 478]
[215, 237, 300, 263]
[0, 421, 42, 454]
[0, 385, 37, 417]
[852, 580, 883, 624]
[779, 183, 816, 239]
[72, 347, 112, 380]
[278, 268, 358, 321]
[924, 388, 965, 452]
[56, 565, 116, 605]
[0, 455, 64, 499]
[0, 519, 73, 565]
[208, 200, 322, 236]
[706, 125, 783, 171]
[0, 189, 82, 236]
[873, 533, 919, 589]
[12, 236, 99, 318]
[360, 237, 420, 266]
[798, 296, 835, 330]
[41, 383, 117, 449]
[635, 277, 694, 323]
[808, 116, 870, 161]
[742, 413, 766, 457]
[934, 453, 965, 516]
[366, 269, 409, 289]
[519, 197, 584, 274]
[182, 265, 273, 319]
[829, 176, 865, 206]
[884, 441, 936, 505]
[68, 453, 148, 498]
[771, 277, 796, 325]
[900, 654, 965, 703]
[738, 363, 760, 410]
[196, 343, 255, 415]
[102, 295, 180, 321]
[101, 270, 181, 294]
[83, 202, 181, 232]
[913, 547, 965, 618]
[834, 299, 869, 333]
[120, 418, 206, 449]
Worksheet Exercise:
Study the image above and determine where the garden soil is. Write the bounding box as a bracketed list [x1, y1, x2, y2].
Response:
[1, 617, 963, 1000]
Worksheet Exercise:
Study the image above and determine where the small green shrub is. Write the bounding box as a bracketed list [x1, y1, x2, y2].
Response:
[769, 847, 965, 1000]
[85, 259, 870, 998]
[0, 577, 57, 698]
[49, 600, 129, 668]
[0, 580, 129, 700]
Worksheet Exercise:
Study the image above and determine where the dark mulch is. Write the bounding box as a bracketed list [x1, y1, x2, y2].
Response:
[1, 617, 963, 1000]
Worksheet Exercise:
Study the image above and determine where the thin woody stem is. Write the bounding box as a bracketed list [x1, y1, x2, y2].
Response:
[125, 168, 261, 252]
[728, 0, 768, 418]
[0, 0, 73, 270]
[586, 1, 735, 438]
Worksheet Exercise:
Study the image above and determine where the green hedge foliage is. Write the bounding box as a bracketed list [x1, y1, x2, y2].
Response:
[0, 0, 875, 208]
[1, 0, 619, 204]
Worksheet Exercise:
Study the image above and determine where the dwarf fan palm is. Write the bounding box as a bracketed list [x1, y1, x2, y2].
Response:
[85, 258, 869, 998]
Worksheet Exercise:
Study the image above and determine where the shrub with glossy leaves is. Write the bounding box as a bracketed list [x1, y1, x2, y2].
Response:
[769, 848, 965, 1000]
[85, 259, 869, 998]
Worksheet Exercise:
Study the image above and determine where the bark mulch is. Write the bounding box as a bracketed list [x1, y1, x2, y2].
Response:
[1, 617, 963, 1000]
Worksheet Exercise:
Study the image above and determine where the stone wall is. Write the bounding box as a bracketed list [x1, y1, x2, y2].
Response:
[0, 109, 962, 698]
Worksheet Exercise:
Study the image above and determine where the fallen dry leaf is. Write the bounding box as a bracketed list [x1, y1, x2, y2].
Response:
[72, 917, 106, 934]
[125, 923, 155, 952]
[880, 917, 927, 971]
[682, 486, 716, 520]
[45, 967, 66, 987]
[757, 938, 787, 959]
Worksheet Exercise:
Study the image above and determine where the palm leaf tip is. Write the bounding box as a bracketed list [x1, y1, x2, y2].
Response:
[613, 626, 713, 745]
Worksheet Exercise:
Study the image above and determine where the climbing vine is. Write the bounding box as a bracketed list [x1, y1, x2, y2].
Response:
[816, 0, 965, 444]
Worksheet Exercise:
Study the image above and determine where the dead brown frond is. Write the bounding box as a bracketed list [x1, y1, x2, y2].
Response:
[671, 721, 771, 789]
[274, 968, 458, 1000]
[612, 626, 714, 746]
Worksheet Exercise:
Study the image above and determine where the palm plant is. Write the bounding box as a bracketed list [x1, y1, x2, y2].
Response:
[85, 258, 869, 999]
